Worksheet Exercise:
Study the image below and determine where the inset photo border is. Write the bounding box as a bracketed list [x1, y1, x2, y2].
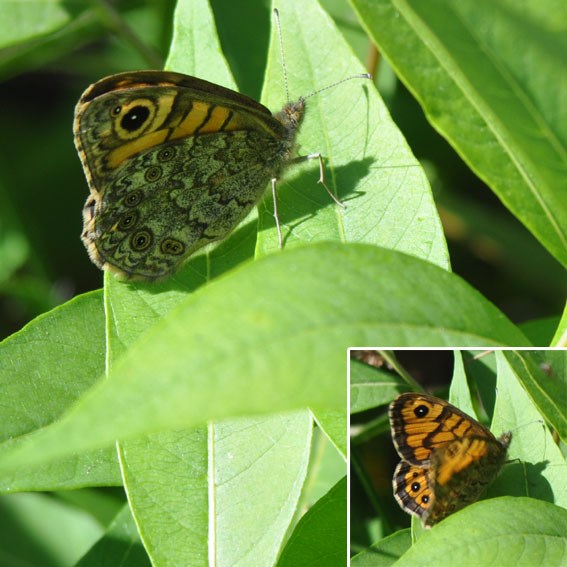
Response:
[348, 348, 566, 565]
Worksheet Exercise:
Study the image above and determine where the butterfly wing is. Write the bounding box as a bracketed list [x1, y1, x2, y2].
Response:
[74, 71, 297, 279]
[389, 392, 496, 465]
[74, 71, 288, 184]
[423, 435, 510, 527]
[392, 461, 433, 520]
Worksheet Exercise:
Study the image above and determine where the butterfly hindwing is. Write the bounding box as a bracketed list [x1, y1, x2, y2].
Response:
[392, 461, 433, 520]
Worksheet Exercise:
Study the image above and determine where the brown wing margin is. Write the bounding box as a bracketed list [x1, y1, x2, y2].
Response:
[78, 71, 273, 118]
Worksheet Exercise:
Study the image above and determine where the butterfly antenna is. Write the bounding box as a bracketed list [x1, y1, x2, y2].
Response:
[303, 73, 373, 101]
[273, 8, 290, 104]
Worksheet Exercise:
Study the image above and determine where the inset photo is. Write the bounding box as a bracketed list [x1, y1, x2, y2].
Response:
[349, 349, 566, 565]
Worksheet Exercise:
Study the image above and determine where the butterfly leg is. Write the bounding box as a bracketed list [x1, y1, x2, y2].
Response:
[272, 154, 344, 250]
[271, 177, 284, 249]
[294, 153, 345, 208]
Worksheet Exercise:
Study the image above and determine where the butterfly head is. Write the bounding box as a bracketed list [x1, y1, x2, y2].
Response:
[498, 430, 512, 449]
[274, 98, 306, 136]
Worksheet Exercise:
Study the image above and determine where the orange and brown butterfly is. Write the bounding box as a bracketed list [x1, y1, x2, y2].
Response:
[389, 392, 512, 528]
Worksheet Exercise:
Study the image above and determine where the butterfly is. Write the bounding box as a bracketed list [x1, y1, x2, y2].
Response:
[389, 392, 512, 528]
[73, 70, 313, 280]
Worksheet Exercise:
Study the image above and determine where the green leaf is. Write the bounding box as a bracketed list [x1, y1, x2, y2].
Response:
[76, 504, 151, 567]
[551, 304, 567, 347]
[350, 359, 406, 414]
[0, 244, 531, 477]
[213, 413, 312, 565]
[0, 492, 103, 566]
[166, 0, 233, 84]
[0, 1, 75, 49]
[0, 3, 100, 81]
[119, 428, 209, 565]
[257, 0, 450, 270]
[487, 352, 565, 508]
[277, 477, 347, 567]
[0, 291, 105, 441]
[351, 0, 567, 267]
[498, 350, 567, 460]
[120, 413, 312, 567]
[351, 529, 412, 566]
[0, 290, 120, 491]
[395, 497, 567, 567]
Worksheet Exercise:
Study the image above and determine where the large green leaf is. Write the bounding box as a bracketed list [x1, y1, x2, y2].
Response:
[493, 351, 566, 509]
[502, 349, 567, 442]
[119, 414, 312, 567]
[0, 244, 530, 477]
[395, 498, 567, 567]
[257, 2, 449, 270]
[351, 0, 567, 268]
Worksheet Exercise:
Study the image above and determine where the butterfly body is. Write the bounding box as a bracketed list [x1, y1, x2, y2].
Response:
[389, 392, 511, 528]
[74, 71, 305, 280]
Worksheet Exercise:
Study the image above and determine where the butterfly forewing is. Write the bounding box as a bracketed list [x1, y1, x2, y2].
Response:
[389, 393, 496, 465]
